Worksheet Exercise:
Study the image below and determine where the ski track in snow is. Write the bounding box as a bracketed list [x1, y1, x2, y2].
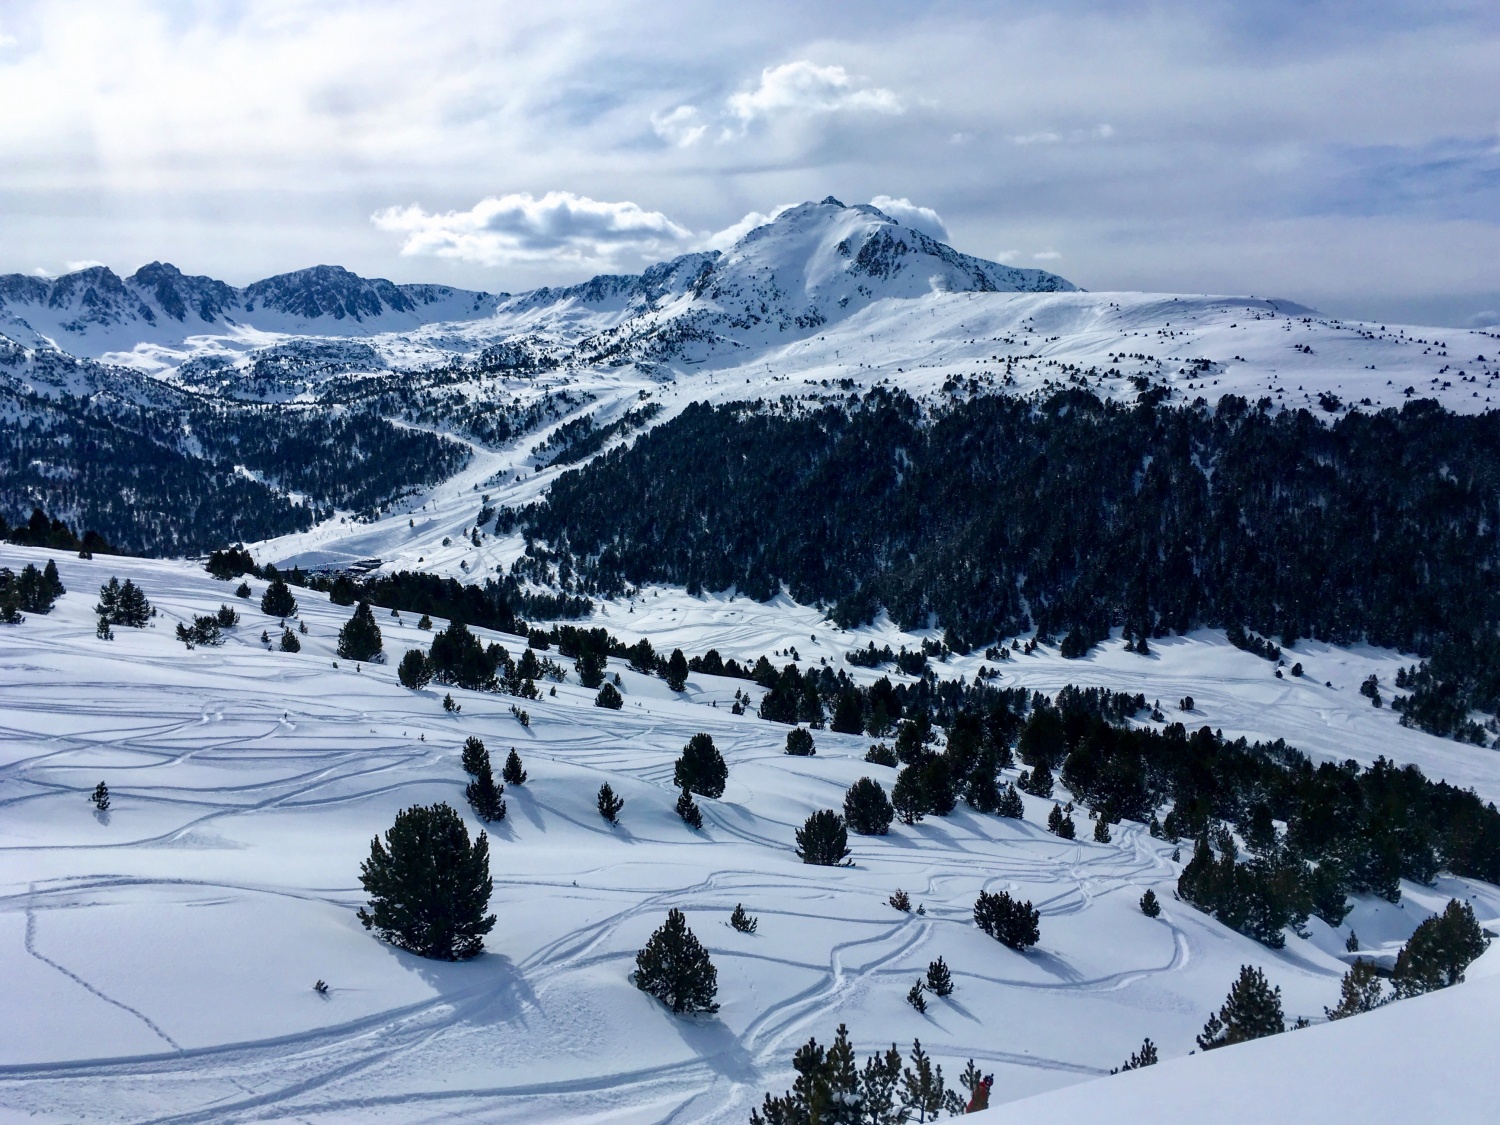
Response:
[2, 547, 1500, 1123]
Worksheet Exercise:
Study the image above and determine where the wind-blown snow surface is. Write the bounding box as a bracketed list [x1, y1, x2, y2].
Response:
[2, 544, 1498, 1123]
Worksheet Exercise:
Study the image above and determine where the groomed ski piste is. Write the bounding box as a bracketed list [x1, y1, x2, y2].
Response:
[3, 542, 1499, 1123]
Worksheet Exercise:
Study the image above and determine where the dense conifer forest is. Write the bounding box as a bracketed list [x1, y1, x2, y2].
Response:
[521, 389, 1500, 739]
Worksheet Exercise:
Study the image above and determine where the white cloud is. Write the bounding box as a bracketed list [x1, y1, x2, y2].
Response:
[372, 191, 692, 267]
[1012, 124, 1114, 145]
[992, 250, 1020, 263]
[869, 195, 949, 242]
[1011, 131, 1062, 146]
[1033, 250, 1063, 260]
[651, 105, 706, 147]
[724, 61, 901, 131]
[702, 204, 796, 251]
[31, 259, 106, 277]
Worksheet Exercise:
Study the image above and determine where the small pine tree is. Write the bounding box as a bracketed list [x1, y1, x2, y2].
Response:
[236, 581, 252, 599]
[925, 956, 954, 997]
[1047, 803, 1076, 839]
[1093, 814, 1112, 843]
[501, 748, 527, 786]
[418, 613, 433, 630]
[96, 615, 113, 640]
[280, 626, 301, 652]
[730, 903, 758, 934]
[1325, 959, 1386, 1020]
[1113, 1038, 1158, 1072]
[1140, 888, 1161, 917]
[260, 578, 298, 618]
[465, 766, 507, 823]
[889, 889, 912, 912]
[676, 787, 704, 829]
[1392, 899, 1489, 998]
[906, 980, 928, 1012]
[90, 781, 110, 811]
[1019, 762, 1054, 798]
[901, 1039, 946, 1123]
[1197, 965, 1284, 1050]
[674, 732, 727, 798]
[891, 765, 926, 825]
[443, 692, 459, 713]
[665, 647, 689, 692]
[337, 601, 384, 662]
[785, 727, 816, 756]
[843, 777, 894, 835]
[634, 908, 719, 1013]
[973, 889, 1040, 950]
[865, 742, 898, 767]
[357, 802, 495, 960]
[398, 648, 432, 689]
[595, 681, 624, 709]
[796, 810, 852, 866]
[461, 736, 489, 777]
[996, 782, 1025, 818]
[597, 782, 624, 823]
[216, 604, 239, 627]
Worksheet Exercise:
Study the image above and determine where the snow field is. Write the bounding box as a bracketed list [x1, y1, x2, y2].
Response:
[1, 545, 1498, 1123]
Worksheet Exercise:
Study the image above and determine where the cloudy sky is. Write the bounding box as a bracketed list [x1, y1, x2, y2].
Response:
[1, 0, 1496, 324]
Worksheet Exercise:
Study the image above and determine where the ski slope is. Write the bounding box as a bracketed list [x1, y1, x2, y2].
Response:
[1, 543, 1497, 1122]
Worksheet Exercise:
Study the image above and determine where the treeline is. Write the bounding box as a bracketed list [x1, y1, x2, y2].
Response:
[0, 385, 467, 555]
[519, 389, 1500, 740]
[2, 507, 115, 555]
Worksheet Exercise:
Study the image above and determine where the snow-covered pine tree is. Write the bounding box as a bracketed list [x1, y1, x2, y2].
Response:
[461, 736, 488, 777]
[925, 956, 954, 997]
[1392, 899, 1489, 997]
[1325, 959, 1386, 1019]
[1197, 964, 1284, 1049]
[900, 1039, 945, 1123]
[633, 908, 718, 1013]
[337, 601, 383, 662]
[796, 810, 852, 866]
[674, 732, 727, 797]
[597, 782, 624, 823]
[843, 777, 894, 835]
[996, 782, 1025, 818]
[357, 802, 495, 960]
[676, 787, 703, 829]
[730, 903, 758, 933]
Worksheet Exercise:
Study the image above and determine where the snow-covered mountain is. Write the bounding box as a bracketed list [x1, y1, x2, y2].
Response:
[0, 261, 501, 357]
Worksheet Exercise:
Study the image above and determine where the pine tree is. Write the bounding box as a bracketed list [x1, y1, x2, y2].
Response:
[235, 581, 252, 599]
[1093, 814, 1112, 843]
[676, 787, 704, 829]
[1392, 899, 1489, 998]
[465, 766, 506, 823]
[1197, 965, 1284, 1050]
[784, 727, 817, 756]
[461, 736, 489, 777]
[1140, 888, 1161, 917]
[1113, 1038, 1158, 1072]
[674, 733, 727, 798]
[889, 889, 912, 912]
[665, 647, 689, 691]
[215, 604, 239, 627]
[418, 613, 432, 630]
[1019, 763, 1054, 798]
[96, 577, 119, 621]
[925, 956, 954, 997]
[1325, 959, 1386, 1020]
[843, 777, 894, 835]
[96, 615, 113, 640]
[973, 890, 1040, 950]
[1047, 803, 1076, 839]
[595, 681, 623, 709]
[634, 908, 719, 1013]
[730, 903, 758, 933]
[597, 782, 624, 823]
[337, 601, 384, 662]
[260, 578, 298, 619]
[280, 626, 301, 652]
[575, 648, 606, 689]
[906, 980, 927, 1012]
[891, 764, 926, 825]
[501, 748, 527, 786]
[796, 810, 852, 866]
[90, 781, 110, 811]
[996, 782, 1025, 818]
[357, 802, 496, 960]
[901, 1039, 945, 1123]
